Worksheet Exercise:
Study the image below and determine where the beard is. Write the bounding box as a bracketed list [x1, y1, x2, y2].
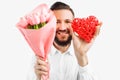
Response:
[54, 30, 72, 46]
[54, 34, 72, 46]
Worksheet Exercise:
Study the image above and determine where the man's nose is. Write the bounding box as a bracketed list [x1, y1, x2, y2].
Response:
[59, 23, 67, 30]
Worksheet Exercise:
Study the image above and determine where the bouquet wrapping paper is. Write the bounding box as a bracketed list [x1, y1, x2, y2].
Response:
[16, 4, 56, 80]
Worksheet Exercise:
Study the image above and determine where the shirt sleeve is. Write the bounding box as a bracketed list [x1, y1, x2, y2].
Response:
[77, 64, 98, 80]
[26, 54, 37, 80]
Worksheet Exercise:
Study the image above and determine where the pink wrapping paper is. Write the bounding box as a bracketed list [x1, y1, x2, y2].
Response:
[16, 4, 56, 80]
[17, 17, 56, 59]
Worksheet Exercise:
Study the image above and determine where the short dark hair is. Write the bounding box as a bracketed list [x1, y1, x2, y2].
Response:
[50, 1, 75, 17]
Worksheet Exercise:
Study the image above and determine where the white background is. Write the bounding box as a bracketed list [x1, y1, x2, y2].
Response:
[0, 0, 120, 80]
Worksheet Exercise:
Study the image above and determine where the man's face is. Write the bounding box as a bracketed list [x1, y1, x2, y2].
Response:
[53, 9, 74, 46]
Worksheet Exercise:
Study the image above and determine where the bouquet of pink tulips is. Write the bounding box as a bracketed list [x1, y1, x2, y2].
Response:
[16, 3, 56, 80]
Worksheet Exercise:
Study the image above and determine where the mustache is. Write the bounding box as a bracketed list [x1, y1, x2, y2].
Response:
[56, 29, 70, 34]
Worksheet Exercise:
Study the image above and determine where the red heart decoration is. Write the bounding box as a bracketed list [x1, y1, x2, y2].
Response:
[71, 16, 99, 43]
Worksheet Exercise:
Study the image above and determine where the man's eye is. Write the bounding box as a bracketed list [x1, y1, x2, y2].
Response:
[56, 22, 59, 23]
[56, 21, 60, 24]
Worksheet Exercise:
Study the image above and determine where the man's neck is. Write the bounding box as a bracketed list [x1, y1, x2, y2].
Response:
[53, 42, 71, 53]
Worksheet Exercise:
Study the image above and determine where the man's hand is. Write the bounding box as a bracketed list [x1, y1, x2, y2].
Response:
[70, 22, 102, 66]
[34, 56, 49, 80]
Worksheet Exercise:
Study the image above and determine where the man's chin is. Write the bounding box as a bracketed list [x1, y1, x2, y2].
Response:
[54, 35, 72, 46]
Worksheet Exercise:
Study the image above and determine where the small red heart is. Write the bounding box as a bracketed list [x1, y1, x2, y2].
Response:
[72, 16, 99, 43]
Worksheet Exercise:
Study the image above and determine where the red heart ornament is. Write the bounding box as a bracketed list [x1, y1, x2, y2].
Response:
[72, 16, 99, 43]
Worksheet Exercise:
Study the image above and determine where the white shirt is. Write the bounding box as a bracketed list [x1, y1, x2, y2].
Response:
[27, 42, 97, 80]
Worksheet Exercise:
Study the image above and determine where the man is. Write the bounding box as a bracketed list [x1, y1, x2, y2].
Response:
[29, 1, 102, 80]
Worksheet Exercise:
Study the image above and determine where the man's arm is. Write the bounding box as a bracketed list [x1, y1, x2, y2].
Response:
[71, 23, 102, 80]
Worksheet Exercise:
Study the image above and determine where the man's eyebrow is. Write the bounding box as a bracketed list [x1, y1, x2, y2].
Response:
[56, 19, 72, 21]
[65, 19, 72, 22]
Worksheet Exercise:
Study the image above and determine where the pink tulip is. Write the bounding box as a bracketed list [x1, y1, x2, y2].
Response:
[16, 17, 28, 28]
[25, 14, 34, 25]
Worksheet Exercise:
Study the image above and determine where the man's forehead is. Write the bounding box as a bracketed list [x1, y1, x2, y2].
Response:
[53, 9, 74, 20]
